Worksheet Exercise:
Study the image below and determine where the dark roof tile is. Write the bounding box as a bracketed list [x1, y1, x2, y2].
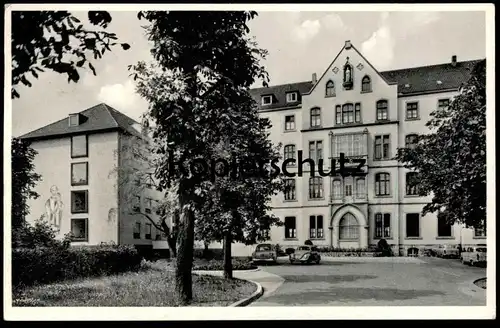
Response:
[20, 103, 142, 140]
[250, 59, 482, 111]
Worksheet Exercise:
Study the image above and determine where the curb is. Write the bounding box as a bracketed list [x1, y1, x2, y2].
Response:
[458, 277, 487, 299]
[229, 279, 264, 307]
[471, 277, 487, 292]
[192, 268, 261, 274]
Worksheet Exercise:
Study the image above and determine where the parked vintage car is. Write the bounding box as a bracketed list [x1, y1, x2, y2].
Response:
[460, 245, 487, 266]
[251, 243, 277, 264]
[289, 245, 321, 264]
[434, 244, 460, 258]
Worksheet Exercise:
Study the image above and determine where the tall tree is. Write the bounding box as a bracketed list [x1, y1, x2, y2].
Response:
[395, 59, 486, 230]
[11, 138, 42, 230]
[131, 11, 269, 304]
[11, 10, 129, 98]
[193, 95, 284, 279]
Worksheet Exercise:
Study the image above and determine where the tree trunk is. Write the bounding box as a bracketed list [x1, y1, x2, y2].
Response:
[174, 195, 195, 305]
[161, 218, 177, 258]
[223, 232, 233, 279]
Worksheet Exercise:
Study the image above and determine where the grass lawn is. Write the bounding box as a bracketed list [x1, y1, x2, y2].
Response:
[12, 266, 256, 307]
[475, 278, 486, 289]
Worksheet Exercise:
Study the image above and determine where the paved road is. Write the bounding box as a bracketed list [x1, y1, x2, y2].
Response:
[248, 256, 486, 306]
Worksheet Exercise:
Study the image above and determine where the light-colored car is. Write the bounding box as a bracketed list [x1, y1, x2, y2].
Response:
[434, 244, 460, 258]
[251, 243, 277, 264]
[289, 245, 321, 264]
[461, 246, 487, 266]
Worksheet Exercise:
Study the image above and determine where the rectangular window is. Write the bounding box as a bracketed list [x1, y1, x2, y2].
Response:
[406, 213, 420, 238]
[71, 162, 88, 186]
[355, 178, 365, 198]
[374, 213, 391, 238]
[309, 140, 323, 161]
[284, 179, 296, 201]
[285, 115, 295, 131]
[406, 102, 419, 119]
[284, 217, 296, 239]
[437, 214, 452, 237]
[71, 190, 88, 213]
[345, 182, 353, 196]
[376, 101, 388, 121]
[309, 215, 324, 239]
[375, 173, 390, 196]
[331, 133, 366, 158]
[69, 114, 79, 127]
[332, 180, 342, 199]
[374, 135, 390, 160]
[342, 103, 354, 124]
[71, 135, 88, 158]
[70, 218, 88, 241]
[438, 98, 450, 110]
[145, 223, 152, 240]
[309, 177, 324, 199]
[132, 196, 141, 213]
[145, 198, 153, 214]
[155, 229, 162, 241]
[286, 92, 298, 103]
[262, 95, 272, 105]
[406, 172, 419, 196]
[154, 200, 162, 215]
[310, 108, 321, 127]
[355, 103, 361, 123]
[134, 222, 141, 239]
[335, 105, 341, 125]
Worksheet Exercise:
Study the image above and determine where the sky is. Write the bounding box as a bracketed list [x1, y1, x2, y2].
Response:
[11, 10, 487, 137]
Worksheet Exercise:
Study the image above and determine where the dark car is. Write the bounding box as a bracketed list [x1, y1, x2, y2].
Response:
[289, 245, 321, 264]
[252, 243, 277, 264]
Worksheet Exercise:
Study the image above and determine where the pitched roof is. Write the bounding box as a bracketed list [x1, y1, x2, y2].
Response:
[250, 59, 483, 111]
[249, 81, 313, 111]
[380, 59, 481, 95]
[19, 103, 143, 140]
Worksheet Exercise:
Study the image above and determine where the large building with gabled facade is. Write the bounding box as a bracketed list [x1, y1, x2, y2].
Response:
[248, 40, 486, 256]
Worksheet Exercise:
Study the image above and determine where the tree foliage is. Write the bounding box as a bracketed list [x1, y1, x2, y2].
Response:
[11, 10, 130, 98]
[395, 59, 486, 229]
[11, 138, 42, 230]
[131, 11, 270, 304]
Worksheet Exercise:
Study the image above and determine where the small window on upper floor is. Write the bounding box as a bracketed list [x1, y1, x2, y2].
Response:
[325, 80, 335, 97]
[286, 92, 298, 103]
[69, 114, 80, 127]
[261, 95, 273, 106]
[361, 76, 372, 93]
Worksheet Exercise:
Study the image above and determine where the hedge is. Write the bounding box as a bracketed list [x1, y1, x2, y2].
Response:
[193, 258, 257, 271]
[12, 244, 142, 289]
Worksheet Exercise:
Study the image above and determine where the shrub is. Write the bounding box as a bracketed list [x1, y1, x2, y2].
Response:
[304, 239, 313, 246]
[12, 219, 72, 250]
[376, 239, 394, 257]
[12, 244, 142, 289]
[193, 258, 257, 271]
[285, 247, 295, 255]
[274, 244, 286, 256]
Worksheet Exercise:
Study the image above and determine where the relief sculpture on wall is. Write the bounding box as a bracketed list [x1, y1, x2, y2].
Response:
[42, 185, 64, 232]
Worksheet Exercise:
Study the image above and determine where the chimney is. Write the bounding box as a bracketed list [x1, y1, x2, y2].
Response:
[451, 55, 457, 67]
[345, 40, 352, 49]
[312, 73, 317, 84]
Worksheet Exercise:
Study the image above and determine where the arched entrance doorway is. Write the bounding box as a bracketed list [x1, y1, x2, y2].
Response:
[338, 213, 360, 248]
[330, 205, 368, 249]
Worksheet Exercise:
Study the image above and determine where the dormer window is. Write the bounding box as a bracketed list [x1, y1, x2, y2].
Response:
[261, 95, 273, 106]
[286, 92, 298, 103]
[69, 114, 80, 127]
